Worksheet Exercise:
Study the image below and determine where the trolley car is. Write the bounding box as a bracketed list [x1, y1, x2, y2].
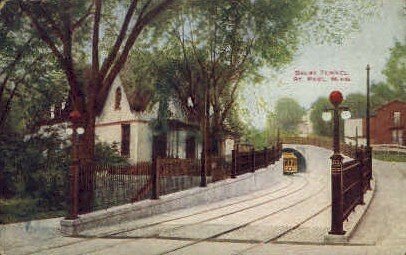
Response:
[283, 152, 298, 175]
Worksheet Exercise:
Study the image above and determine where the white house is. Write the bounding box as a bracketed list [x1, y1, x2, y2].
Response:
[95, 77, 202, 163]
[344, 118, 366, 146]
[39, 77, 202, 163]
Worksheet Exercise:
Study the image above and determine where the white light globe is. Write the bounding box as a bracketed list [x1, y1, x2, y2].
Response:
[322, 112, 332, 122]
[77, 127, 85, 135]
[66, 128, 73, 135]
[187, 97, 194, 107]
[341, 110, 351, 120]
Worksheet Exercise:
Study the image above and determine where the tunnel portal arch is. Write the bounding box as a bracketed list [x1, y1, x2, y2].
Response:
[282, 148, 307, 172]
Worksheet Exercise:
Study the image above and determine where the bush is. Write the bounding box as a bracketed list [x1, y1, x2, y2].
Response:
[0, 130, 129, 223]
[94, 142, 130, 165]
[0, 198, 38, 224]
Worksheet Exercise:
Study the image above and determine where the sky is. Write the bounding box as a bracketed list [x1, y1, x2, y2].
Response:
[242, 0, 405, 130]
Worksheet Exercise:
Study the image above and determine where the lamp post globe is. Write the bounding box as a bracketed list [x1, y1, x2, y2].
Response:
[329, 90, 343, 107]
[69, 110, 81, 123]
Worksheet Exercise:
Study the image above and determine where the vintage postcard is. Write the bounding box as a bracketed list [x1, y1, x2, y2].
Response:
[0, 0, 405, 254]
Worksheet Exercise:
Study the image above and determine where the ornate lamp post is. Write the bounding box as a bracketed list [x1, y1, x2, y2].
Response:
[323, 90, 351, 235]
[365, 64, 373, 188]
[65, 110, 84, 220]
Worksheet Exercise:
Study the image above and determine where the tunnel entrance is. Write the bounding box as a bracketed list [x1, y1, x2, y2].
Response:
[282, 148, 306, 172]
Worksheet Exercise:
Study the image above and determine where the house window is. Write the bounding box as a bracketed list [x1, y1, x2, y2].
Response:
[115, 87, 122, 110]
[186, 136, 196, 159]
[392, 130, 404, 145]
[121, 124, 130, 157]
[394, 111, 401, 126]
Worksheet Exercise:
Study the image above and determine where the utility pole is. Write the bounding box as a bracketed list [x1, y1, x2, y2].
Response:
[366, 64, 371, 148]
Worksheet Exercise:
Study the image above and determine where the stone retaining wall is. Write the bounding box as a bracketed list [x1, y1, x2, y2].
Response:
[61, 160, 282, 236]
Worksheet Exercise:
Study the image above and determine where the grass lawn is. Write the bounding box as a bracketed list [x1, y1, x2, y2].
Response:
[373, 150, 406, 162]
[0, 198, 66, 224]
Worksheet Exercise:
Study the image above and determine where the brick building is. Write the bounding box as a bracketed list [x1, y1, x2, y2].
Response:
[344, 100, 405, 146]
[369, 100, 405, 145]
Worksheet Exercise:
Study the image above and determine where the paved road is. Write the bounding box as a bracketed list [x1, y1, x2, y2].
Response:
[1, 147, 405, 255]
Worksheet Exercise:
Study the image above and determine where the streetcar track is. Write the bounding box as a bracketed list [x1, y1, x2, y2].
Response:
[32, 175, 326, 255]
[265, 204, 331, 243]
[24, 172, 322, 255]
[25, 175, 317, 255]
[19, 171, 296, 254]
[6, 170, 290, 253]
[156, 181, 328, 255]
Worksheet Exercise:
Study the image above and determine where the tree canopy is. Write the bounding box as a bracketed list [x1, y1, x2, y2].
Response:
[372, 41, 406, 107]
[274, 97, 304, 133]
[310, 97, 333, 137]
[0, 0, 379, 159]
[344, 93, 367, 119]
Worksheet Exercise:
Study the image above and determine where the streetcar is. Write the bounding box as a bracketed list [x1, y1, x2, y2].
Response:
[283, 152, 298, 175]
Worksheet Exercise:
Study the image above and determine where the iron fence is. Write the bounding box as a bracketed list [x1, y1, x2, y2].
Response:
[283, 136, 372, 225]
[342, 159, 363, 220]
[77, 162, 151, 214]
[210, 155, 232, 182]
[341, 146, 372, 221]
[156, 158, 201, 196]
[232, 143, 282, 177]
[70, 143, 283, 216]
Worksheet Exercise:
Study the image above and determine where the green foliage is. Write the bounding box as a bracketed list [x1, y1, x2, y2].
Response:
[344, 93, 367, 118]
[120, 50, 157, 112]
[310, 97, 333, 137]
[0, 1, 69, 131]
[244, 128, 270, 149]
[371, 42, 406, 106]
[265, 112, 279, 141]
[0, 129, 128, 222]
[94, 142, 130, 166]
[0, 197, 66, 224]
[0, 131, 70, 205]
[382, 42, 406, 94]
[373, 151, 406, 162]
[275, 97, 305, 133]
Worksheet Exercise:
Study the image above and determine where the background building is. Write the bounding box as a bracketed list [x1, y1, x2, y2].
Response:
[344, 100, 405, 146]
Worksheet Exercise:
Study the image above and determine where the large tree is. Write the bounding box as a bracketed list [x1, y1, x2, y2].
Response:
[10, 0, 176, 162]
[129, 0, 323, 155]
[0, 2, 66, 130]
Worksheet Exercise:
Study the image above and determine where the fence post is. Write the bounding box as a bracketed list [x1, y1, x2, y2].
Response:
[357, 148, 365, 205]
[366, 146, 372, 189]
[265, 148, 269, 166]
[151, 156, 159, 199]
[252, 148, 255, 172]
[231, 149, 237, 178]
